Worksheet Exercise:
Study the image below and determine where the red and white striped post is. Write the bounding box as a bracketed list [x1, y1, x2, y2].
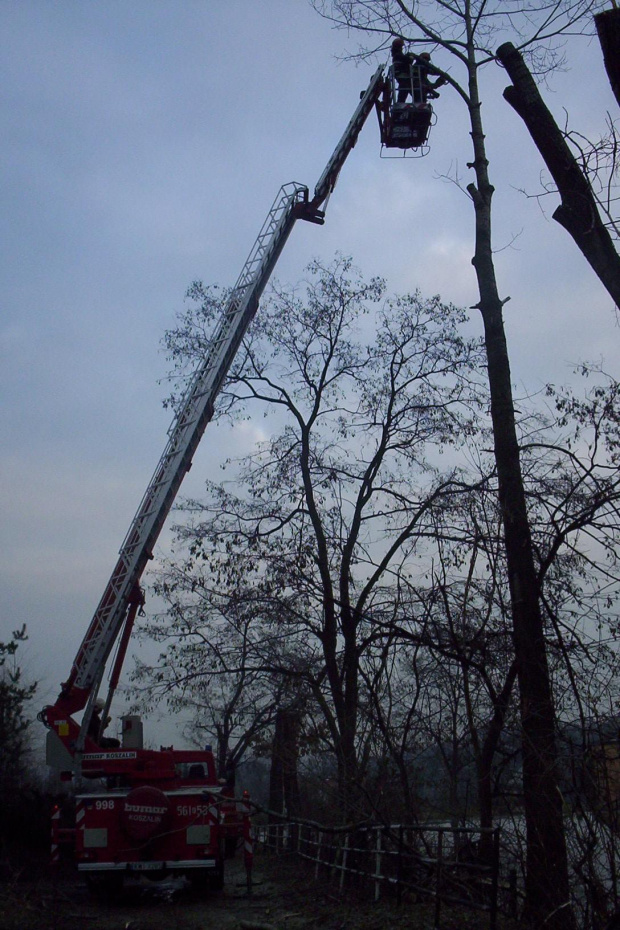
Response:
[208, 797, 219, 833]
[50, 806, 61, 870]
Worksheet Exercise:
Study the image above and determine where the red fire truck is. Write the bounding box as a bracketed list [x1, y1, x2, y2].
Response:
[40, 60, 437, 891]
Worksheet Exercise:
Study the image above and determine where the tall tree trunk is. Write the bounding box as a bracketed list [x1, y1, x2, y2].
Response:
[270, 707, 302, 818]
[497, 42, 620, 309]
[595, 8, 620, 109]
[475, 662, 518, 864]
[336, 721, 362, 822]
[281, 709, 301, 820]
[269, 707, 286, 847]
[466, 51, 574, 929]
[215, 722, 229, 780]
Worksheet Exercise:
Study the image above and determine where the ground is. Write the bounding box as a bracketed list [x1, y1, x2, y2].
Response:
[0, 848, 520, 930]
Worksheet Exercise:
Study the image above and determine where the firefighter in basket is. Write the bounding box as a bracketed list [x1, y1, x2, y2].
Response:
[384, 39, 446, 150]
[88, 698, 120, 748]
[391, 39, 445, 103]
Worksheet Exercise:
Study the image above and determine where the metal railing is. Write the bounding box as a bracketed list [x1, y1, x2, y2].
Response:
[257, 821, 501, 929]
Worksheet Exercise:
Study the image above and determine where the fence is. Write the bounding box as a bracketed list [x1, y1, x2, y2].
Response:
[258, 821, 501, 929]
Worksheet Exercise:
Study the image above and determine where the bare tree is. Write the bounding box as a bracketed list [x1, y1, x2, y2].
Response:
[143, 256, 486, 821]
[0, 627, 38, 858]
[309, 3, 603, 924]
[131, 577, 284, 775]
[496, 41, 620, 308]
[358, 370, 620, 897]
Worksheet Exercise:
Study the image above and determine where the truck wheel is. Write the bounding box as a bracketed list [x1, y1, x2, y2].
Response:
[85, 872, 124, 898]
[210, 858, 225, 892]
[189, 862, 223, 896]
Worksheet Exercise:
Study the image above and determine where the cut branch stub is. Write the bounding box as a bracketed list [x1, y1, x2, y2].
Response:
[595, 8, 620, 109]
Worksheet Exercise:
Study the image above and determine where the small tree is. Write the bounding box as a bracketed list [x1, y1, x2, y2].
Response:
[138, 255, 486, 821]
[0, 626, 38, 846]
[132, 586, 285, 779]
[310, 3, 603, 924]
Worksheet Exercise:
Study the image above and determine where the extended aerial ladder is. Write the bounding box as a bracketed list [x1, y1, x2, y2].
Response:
[40, 56, 443, 889]
[41, 65, 387, 776]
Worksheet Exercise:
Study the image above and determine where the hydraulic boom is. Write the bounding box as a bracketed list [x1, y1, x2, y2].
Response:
[42, 65, 386, 762]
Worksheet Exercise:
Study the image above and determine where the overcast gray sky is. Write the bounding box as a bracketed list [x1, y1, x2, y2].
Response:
[1, 1, 618, 743]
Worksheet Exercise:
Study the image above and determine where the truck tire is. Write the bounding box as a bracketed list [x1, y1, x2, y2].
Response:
[120, 785, 172, 843]
[85, 871, 124, 898]
[188, 860, 224, 896]
[210, 858, 225, 891]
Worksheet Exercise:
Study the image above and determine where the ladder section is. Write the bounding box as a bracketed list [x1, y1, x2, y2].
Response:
[311, 66, 385, 209]
[67, 182, 310, 699]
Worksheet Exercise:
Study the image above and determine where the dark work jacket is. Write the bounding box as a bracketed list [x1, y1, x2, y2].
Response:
[392, 48, 414, 83]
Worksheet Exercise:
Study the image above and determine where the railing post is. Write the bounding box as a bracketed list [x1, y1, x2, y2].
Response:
[340, 832, 349, 892]
[434, 828, 443, 929]
[242, 790, 253, 896]
[315, 830, 322, 878]
[397, 824, 403, 906]
[375, 826, 382, 902]
[508, 868, 518, 919]
[490, 827, 500, 930]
